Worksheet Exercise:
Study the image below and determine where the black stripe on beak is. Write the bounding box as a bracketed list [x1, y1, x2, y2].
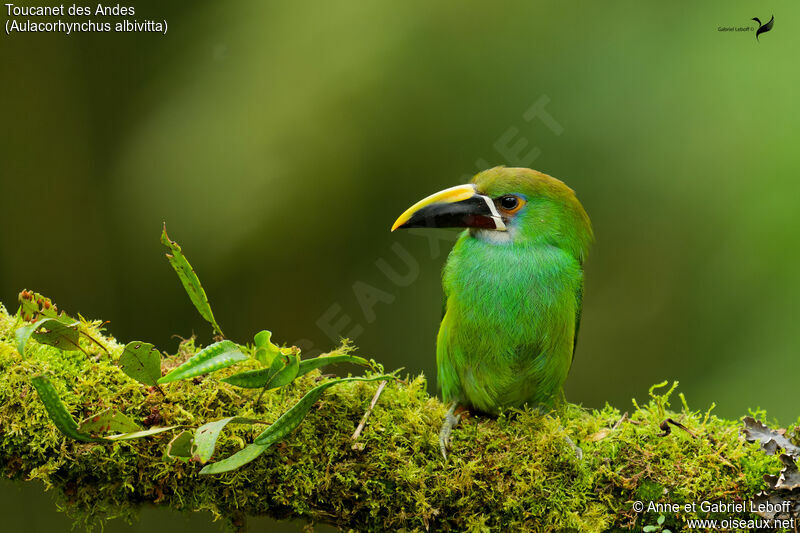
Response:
[394, 196, 501, 230]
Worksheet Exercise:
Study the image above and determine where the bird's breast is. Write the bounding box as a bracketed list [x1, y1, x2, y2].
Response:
[443, 238, 577, 334]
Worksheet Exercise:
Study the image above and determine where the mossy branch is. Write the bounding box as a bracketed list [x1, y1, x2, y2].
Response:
[0, 303, 797, 532]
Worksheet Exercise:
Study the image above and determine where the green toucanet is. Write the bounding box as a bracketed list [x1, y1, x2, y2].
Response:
[391, 167, 592, 457]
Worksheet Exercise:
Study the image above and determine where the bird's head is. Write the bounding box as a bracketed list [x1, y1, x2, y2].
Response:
[392, 167, 592, 262]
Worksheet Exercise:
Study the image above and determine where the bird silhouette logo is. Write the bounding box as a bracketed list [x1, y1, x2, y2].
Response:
[752, 15, 774, 41]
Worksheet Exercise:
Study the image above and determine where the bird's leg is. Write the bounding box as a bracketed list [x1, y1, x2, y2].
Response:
[439, 402, 462, 460]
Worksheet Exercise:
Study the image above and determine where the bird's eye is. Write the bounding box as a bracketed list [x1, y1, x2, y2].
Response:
[500, 196, 518, 209]
[497, 195, 524, 214]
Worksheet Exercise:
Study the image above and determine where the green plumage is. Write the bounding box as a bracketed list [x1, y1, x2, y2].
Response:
[436, 168, 592, 414]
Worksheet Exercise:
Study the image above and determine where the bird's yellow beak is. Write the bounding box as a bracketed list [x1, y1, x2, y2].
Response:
[391, 184, 507, 232]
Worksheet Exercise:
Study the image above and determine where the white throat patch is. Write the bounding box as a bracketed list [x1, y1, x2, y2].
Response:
[472, 228, 514, 244]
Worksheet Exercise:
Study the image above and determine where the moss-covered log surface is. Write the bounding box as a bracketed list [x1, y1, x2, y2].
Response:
[1, 302, 798, 532]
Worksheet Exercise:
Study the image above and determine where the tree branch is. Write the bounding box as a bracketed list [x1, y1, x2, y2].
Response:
[0, 303, 796, 532]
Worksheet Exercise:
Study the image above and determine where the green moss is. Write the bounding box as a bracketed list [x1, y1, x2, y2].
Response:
[0, 303, 787, 532]
[635, 480, 665, 503]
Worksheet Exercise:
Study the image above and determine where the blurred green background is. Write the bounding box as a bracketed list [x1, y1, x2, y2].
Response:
[2, 0, 798, 530]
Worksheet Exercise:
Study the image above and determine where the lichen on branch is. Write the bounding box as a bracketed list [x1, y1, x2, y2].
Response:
[0, 303, 795, 532]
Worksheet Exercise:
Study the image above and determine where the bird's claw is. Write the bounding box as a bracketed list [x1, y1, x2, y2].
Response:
[439, 404, 461, 460]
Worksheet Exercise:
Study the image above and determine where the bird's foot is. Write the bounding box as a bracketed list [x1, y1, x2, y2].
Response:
[439, 402, 462, 460]
[564, 434, 583, 460]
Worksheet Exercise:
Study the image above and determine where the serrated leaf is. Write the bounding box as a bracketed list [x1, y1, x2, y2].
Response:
[105, 426, 177, 440]
[79, 409, 141, 434]
[18, 290, 60, 322]
[166, 430, 194, 460]
[119, 342, 162, 387]
[161, 225, 224, 337]
[31, 376, 103, 442]
[193, 417, 265, 463]
[253, 330, 280, 367]
[200, 375, 392, 474]
[158, 340, 248, 384]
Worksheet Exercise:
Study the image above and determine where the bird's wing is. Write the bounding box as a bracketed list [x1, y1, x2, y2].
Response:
[569, 281, 584, 369]
[436, 304, 463, 404]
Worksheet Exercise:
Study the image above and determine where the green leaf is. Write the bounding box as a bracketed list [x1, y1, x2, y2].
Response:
[17, 290, 60, 322]
[32, 318, 87, 355]
[252, 375, 362, 448]
[166, 430, 194, 460]
[252, 351, 301, 402]
[221, 368, 273, 389]
[199, 441, 270, 475]
[161, 224, 224, 337]
[119, 341, 163, 388]
[657, 515, 665, 525]
[79, 409, 141, 435]
[16, 317, 86, 357]
[31, 376, 175, 443]
[223, 353, 370, 389]
[200, 375, 392, 474]
[158, 340, 248, 384]
[266, 352, 299, 389]
[31, 376, 103, 442]
[105, 426, 177, 440]
[296, 353, 370, 378]
[254, 330, 274, 348]
[193, 417, 265, 463]
[15, 318, 50, 357]
[253, 330, 280, 367]
[642, 526, 657, 533]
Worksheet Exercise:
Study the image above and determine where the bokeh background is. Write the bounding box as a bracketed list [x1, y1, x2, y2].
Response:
[2, 0, 798, 531]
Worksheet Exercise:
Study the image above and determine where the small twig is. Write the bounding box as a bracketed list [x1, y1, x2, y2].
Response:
[256, 383, 269, 404]
[351, 380, 387, 450]
[256, 365, 282, 405]
[80, 331, 110, 355]
[611, 412, 629, 431]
